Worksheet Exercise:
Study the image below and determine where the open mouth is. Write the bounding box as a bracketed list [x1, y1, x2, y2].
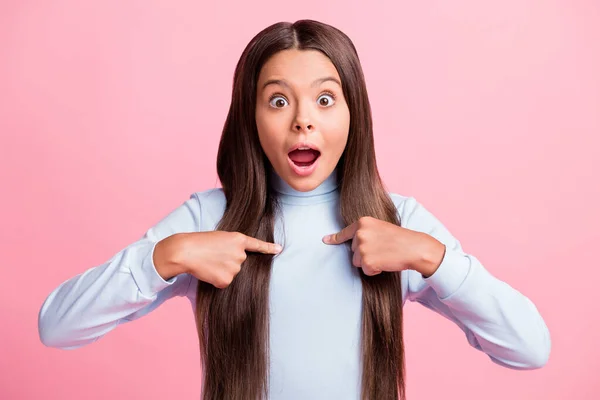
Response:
[288, 148, 321, 167]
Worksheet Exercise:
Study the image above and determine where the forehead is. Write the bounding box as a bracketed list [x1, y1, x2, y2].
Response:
[257, 49, 341, 87]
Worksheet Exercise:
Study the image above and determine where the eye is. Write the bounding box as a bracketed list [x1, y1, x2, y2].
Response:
[269, 95, 288, 108]
[317, 93, 336, 107]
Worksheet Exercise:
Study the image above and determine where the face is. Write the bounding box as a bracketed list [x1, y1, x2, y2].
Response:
[255, 49, 350, 192]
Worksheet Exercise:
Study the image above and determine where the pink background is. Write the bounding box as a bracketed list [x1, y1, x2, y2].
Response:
[1, 1, 598, 398]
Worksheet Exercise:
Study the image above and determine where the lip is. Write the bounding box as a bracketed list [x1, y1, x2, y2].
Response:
[287, 154, 320, 177]
[287, 142, 321, 154]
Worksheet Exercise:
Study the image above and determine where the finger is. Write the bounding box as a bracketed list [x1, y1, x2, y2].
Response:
[363, 266, 381, 276]
[362, 257, 382, 276]
[352, 251, 362, 268]
[323, 222, 358, 245]
[243, 235, 283, 254]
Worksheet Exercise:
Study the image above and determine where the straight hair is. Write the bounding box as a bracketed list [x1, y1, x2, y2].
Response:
[195, 19, 406, 400]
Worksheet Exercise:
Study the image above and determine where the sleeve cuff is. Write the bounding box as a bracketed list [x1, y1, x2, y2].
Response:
[423, 246, 471, 300]
[131, 241, 178, 297]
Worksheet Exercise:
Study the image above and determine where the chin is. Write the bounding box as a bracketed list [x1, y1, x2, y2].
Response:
[284, 173, 322, 192]
[291, 180, 319, 192]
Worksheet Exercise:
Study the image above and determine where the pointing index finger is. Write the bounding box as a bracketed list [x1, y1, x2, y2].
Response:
[243, 235, 282, 254]
[325, 221, 358, 245]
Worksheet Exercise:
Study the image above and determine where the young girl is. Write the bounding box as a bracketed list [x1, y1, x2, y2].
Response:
[38, 19, 551, 400]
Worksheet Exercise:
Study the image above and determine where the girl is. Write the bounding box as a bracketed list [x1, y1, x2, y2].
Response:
[38, 19, 551, 400]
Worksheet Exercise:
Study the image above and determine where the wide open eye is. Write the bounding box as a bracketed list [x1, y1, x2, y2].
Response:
[269, 96, 289, 108]
[317, 93, 336, 107]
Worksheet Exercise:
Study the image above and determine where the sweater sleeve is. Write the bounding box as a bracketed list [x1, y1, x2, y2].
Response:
[399, 196, 551, 370]
[37, 193, 201, 350]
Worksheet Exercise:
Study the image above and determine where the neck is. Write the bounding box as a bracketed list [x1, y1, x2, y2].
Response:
[270, 168, 339, 205]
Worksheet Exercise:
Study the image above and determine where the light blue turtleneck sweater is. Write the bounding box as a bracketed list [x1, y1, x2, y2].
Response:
[38, 169, 551, 399]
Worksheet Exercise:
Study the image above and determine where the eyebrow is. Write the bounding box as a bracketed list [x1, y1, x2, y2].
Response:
[261, 76, 342, 90]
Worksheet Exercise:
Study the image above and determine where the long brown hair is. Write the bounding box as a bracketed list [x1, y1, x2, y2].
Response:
[195, 20, 405, 400]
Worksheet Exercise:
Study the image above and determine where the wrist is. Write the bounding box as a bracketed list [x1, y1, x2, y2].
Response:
[153, 234, 187, 280]
[415, 234, 446, 278]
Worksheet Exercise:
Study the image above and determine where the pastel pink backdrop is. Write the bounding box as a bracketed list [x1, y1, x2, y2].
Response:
[1, 1, 598, 399]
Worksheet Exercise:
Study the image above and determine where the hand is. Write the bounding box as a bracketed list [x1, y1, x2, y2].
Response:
[322, 216, 445, 277]
[155, 231, 282, 288]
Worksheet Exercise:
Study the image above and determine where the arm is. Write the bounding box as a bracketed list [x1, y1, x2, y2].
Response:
[399, 196, 551, 370]
[37, 193, 201, 350]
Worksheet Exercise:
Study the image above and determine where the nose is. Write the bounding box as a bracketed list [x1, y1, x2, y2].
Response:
[294, 121, 314, 132]
[293, 102, 315, 133]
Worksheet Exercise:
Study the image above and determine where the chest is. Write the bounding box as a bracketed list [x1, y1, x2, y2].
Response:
[269, 202, 363, 316]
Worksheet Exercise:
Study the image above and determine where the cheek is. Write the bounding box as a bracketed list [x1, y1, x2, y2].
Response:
[256, 111, 286, 158]
[322, 108, 350, 153]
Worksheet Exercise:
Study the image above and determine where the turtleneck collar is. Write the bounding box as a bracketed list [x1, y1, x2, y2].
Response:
[270, 167, 340, 205]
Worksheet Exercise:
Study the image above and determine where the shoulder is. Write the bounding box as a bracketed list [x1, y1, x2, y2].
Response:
[387, 193, 416, 217]
[189, 187, 227, 231]
[192, 187, 226, 206]
[387, 192, 423, 226]
[387, 192, 448, 237]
